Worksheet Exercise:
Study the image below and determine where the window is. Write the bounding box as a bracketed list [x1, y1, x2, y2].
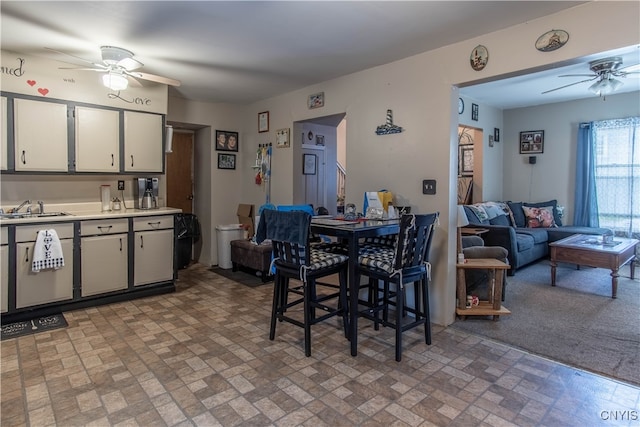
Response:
[593, 117, 639, 238]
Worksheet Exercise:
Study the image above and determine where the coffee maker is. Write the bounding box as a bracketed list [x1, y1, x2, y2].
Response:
[134, 177, 159, 209]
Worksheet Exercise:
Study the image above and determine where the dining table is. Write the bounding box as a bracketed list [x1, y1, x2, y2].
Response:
[310, 217, 400, 356]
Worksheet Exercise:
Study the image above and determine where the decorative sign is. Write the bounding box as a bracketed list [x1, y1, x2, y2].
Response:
[308, 92, 324, 109]
[375, 109, 403, 135]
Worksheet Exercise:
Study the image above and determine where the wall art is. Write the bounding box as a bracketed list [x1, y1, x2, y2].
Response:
[535, 30, 569, 52]
[217, 153, 236, 170]
[308, 92, 324, 109]
[519, 130, 544, 154]
[276, 128, 290, 148]
[215, 130, 238, 152]
[470, 45, 489, 71]
[303, 153, 317, 175]
[258, 111, 269, 133]
[375, 109, 403, 135]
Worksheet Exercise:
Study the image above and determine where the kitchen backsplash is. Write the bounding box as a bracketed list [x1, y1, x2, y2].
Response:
[0, 174, 165, 209]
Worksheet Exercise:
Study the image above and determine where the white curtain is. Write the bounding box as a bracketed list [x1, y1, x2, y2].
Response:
[592, 117, 640, 238]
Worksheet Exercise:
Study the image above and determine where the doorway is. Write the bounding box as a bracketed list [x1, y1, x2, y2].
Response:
[166, 130, 194, 213]
[293, 113, 346, 215]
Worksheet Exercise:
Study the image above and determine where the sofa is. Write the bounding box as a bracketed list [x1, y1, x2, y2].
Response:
[463, 200, 612, 275]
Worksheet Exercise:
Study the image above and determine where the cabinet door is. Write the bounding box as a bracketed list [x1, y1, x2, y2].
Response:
[1, 96, 7, 171]
[134, 229, 174, 286]
[124, 111, 163, 172]
[16, 239, 74, 308]
[75, 106, 120, 172]
[1, 244, 8, 313]
[81, 234, 128, 297]
[14, 98, 68, 171]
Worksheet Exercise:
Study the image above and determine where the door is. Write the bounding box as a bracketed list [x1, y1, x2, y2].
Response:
[301, 144, 326, 211]
[166, 131, 193, 213]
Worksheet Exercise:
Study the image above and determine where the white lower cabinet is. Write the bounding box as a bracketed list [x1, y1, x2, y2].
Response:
[133, 216, 174, 286]
[1, 227, 8, 313]
[80, 219, 128, 297]
[15, 224, 74, 309]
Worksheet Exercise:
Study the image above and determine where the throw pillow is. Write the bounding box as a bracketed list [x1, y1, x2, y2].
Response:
[467, 204, 489, 223]
[489, 214, 510, 226]
[507, 201, 525, 227]
[522, 206, 557, 228]
[523, 199, 563, 227]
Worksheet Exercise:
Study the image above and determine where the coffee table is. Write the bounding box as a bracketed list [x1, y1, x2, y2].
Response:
[549, 234, 638, 298]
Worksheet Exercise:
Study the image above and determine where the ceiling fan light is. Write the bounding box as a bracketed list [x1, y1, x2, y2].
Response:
[102, 71, 128, 91]
[588, 77, 623, 96]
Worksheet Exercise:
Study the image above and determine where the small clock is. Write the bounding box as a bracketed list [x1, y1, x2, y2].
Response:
[458, 98, 464, 114]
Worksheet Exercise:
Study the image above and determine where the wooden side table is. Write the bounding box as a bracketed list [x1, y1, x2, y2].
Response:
[461, 228, 489, 236]
[456, 258, 511, 320]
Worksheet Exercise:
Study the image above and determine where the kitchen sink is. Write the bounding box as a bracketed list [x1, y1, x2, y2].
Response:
[0, 212, 73, 220]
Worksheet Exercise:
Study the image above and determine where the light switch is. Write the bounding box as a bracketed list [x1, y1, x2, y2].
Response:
[422, 179, 436, 195]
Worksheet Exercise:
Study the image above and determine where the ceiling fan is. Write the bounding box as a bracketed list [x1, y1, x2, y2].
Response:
[542, 56, 640, 96]
[48, 46, 181, 90]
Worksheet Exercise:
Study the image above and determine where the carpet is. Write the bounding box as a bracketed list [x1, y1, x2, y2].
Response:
[1, 313, 67, 340]
[452, 259, 640, 386]
[210, 266, 272, 287]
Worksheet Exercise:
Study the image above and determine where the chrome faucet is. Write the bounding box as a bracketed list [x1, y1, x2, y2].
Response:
[11, 200, 31, 213]
[37, 201, 44, 214]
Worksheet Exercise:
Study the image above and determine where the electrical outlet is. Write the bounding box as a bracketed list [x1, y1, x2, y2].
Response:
[117, 180, 125, 191]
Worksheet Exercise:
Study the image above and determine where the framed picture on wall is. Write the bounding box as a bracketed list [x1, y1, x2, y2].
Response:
[217, 153, 236, 170]
[459, 145, 474, 176]
[215, 130, 239, 152]
[519, 130, 544, 154]
[258, 111, 269, 133]
[303, 154, 317, 175]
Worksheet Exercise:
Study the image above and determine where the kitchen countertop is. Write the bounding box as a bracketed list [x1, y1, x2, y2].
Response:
[0, 206, 182, 225]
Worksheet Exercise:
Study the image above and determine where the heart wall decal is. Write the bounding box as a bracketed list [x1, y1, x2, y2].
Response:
[27, 80, 36, 86]
[37, 88, 49, 96]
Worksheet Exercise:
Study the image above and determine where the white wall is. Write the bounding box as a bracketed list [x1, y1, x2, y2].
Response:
[503, 91, 640, 224]
[167, 97, 245, 266]
[168, 2, 640, 326]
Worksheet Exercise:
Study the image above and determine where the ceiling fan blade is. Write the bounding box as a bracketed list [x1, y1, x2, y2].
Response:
[557, 73, 597, 78]
[541, 77, 598, 94]
[617, 63, 640, 73]
[117, 57, 143, 71]
[45, 47, 104, 68]
[126, 71, 181, 87]
[58, 67, 107, 72]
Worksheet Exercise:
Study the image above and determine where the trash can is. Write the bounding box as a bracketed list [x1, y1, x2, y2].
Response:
[216, 224, 246, 269]
[176, 213, 200, 269]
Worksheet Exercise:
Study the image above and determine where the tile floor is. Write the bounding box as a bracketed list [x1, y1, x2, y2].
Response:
[2, 263, 639, 427]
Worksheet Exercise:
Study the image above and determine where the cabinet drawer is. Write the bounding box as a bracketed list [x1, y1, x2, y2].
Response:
[133, 215, 174, 231]
[81, 218, 128, 236]
[16, 223, 74, 242]
[1, 227, 7, 245]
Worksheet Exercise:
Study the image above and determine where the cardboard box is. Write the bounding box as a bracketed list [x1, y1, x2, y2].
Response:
[237, 204, 255, 236]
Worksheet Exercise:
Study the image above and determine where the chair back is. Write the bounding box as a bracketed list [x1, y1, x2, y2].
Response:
[277, 204, 315, 216]
[394, 213, 439, 272]
[258, 209, 312, 268]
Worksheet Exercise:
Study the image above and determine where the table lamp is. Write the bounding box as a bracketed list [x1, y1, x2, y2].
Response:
[457, 205, 469, 257]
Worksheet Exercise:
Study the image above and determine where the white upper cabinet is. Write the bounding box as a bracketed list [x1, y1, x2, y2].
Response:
[75, 106, 120, 172]
[14, 98, 69, 171]
[1, 96, 7, 171]
[124, 111, 163, 172]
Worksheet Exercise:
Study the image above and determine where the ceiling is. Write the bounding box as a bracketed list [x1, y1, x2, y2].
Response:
[1, 1, 637, 108]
